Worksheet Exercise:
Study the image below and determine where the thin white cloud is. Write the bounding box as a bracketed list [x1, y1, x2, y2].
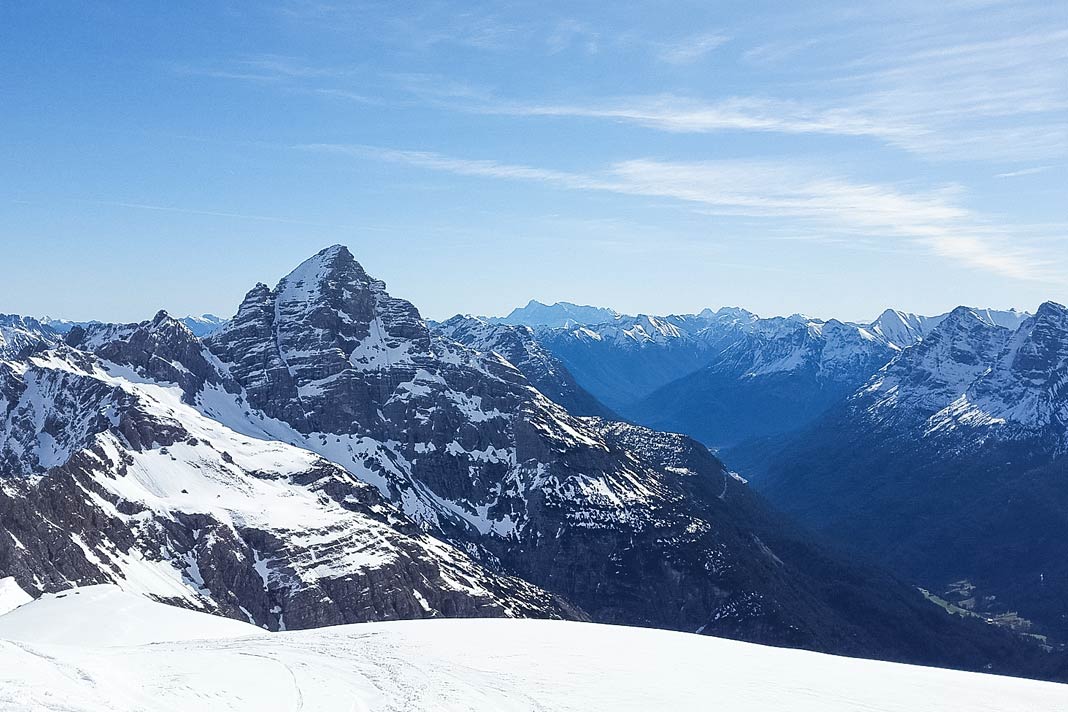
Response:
[655, 33, 730, 64]
[174, 54, 362, 83]
[300, 143, 1054, 281]
[469, 94, 912, 140]
[189, 6, 1067, 165]
[995, 166, 1050, 178]
[545, 19, 600, 55]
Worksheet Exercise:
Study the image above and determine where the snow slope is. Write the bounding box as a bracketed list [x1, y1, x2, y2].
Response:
[0, 585, 262, 646]
[0, 578, 31, 616]
[2, 587, 1065, 712]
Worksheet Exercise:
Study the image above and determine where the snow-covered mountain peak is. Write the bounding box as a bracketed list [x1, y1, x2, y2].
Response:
[276, 244, 374, 307]
[205, 246, 440, 433]
[698, 306, 760, 326]
[853, 302, 1068, 445]
[178, 313, 228, 336]
[0, 314, 59, 360]
[867, 308, 939, 348]
[936, 301, 1068, 437]
[1032, 300, 1068, 325]
[861, 307, 1012, 414]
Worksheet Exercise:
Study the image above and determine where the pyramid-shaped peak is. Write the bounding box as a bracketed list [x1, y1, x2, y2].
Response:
[1034, 301, 1068, 320]
[270, 246, 385, 317]
[281, 245, 367, 285]
[939, 306, 995, 328]
[875, 308, 910, 323]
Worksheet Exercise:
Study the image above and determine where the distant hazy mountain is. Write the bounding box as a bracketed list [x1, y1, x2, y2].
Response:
[491, 300, 621, 328]
[867, 307, 1030, 348]
[41, 314, 228, 337]
[176, 313, 228, 336]
[749, 303, 1068, 642]
[39, 317, 104, 334]
[534, 309, 757, 411]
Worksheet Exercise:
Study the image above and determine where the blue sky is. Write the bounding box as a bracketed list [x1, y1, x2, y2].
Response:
[1, 1, 1066, 323]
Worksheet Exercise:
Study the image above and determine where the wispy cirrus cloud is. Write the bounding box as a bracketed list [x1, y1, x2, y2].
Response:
[995, 166, 1051, 179]
[460, 94, 910, 140]
[186, 4, 1068, 166]
[173, 54, 362, 83]
[300, 143, 1054, 281]
[654, 32, 730, 64]
[390, 18, 1068, 162]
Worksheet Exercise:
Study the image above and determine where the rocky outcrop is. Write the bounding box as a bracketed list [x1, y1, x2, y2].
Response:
[1, 320, 576, 628]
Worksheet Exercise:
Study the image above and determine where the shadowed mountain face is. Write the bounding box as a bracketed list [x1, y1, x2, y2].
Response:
[0, 246, 1061, 680]
[627, 318, 897, 450]
[748, 304, 1068, 643]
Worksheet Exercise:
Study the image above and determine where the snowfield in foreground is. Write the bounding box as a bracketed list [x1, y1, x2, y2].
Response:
[1, 586, 1066, 712]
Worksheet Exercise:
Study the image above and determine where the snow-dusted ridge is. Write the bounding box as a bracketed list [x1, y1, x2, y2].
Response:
[2, 586, 1066, 712]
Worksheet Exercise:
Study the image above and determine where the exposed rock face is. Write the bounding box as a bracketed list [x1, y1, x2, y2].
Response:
[1, 317, 576, 629]
[206, 247, 440, 435]
[432, 314, 615, 418]
[753, 303, 1068, 642]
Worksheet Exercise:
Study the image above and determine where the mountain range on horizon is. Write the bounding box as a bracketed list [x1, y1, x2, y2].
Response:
[2, 244, 1065, 683]
[485, 298, 1032, 333]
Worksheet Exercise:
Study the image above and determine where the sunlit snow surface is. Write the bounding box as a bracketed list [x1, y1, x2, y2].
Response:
[1, 586, 1066, 712]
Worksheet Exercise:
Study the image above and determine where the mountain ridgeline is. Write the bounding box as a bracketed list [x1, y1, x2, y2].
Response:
[0, 246, 1060, 679]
